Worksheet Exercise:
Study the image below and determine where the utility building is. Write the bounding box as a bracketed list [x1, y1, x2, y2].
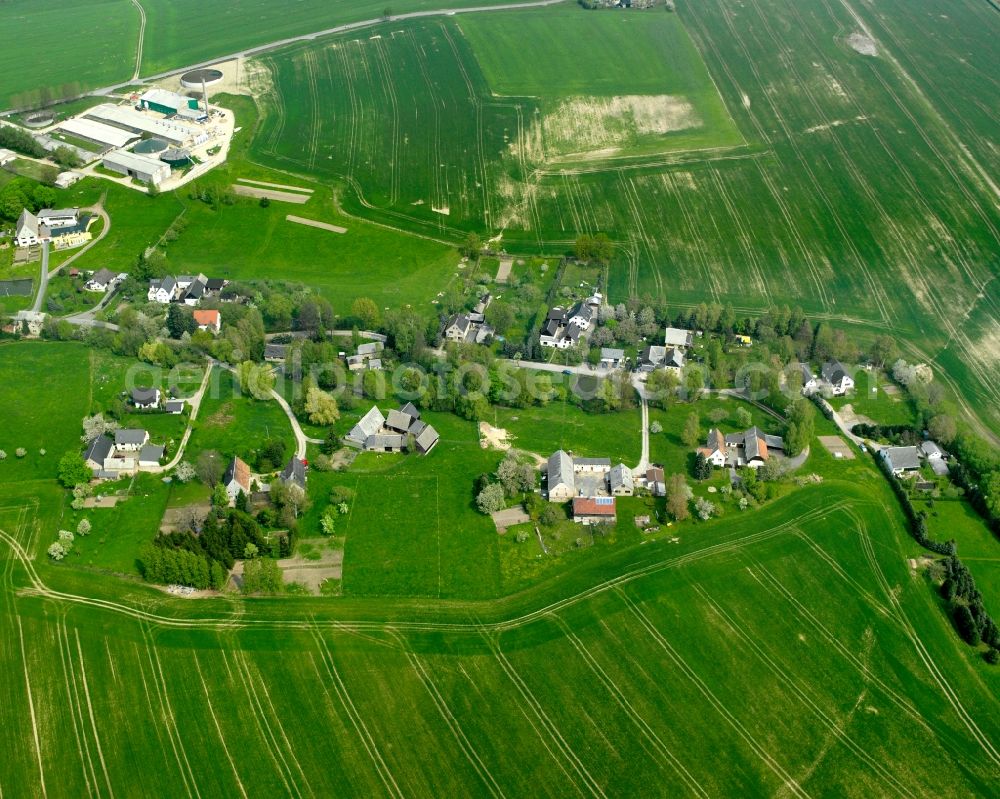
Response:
[139, 88, 200, 116]
[102, 150, 171, 187]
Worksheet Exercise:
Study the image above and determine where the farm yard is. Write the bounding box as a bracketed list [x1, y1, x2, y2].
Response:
[1, 482, 999, 795]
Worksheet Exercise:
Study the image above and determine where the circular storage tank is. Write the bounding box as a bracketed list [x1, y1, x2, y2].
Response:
[23, 112, 54, 128]
[180, 68, 223, 90]
[161, 148, 192, 168]
[133, 138, 169, 154]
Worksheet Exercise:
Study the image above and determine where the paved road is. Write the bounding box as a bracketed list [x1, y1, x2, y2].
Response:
[153, 365, 214, 473]
[504, 359, 612, 379]
[11, 0, 565, 114]
[29, 242, 49, 313]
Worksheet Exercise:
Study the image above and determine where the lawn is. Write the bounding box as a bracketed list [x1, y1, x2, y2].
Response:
[187, 368, 296, 464]
[307, 412, 504, 598]
[492, 400, 641, 465]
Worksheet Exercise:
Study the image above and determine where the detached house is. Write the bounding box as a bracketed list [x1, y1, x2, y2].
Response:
[84, 268, 122, 293]
[114, 429, 149, 451]
[698, 428, 728, 467]
[821, 360, 855, 396]
[572, 496, 617, 525]
[881, 446, 920, 476]
[193, 309, 221, 334]
[131, 387, 160, 409]
[222, 456, 252, 501]
[664, 327, 694, 349]
[148, 276, 176, 303]
[279, 457, 307, 490]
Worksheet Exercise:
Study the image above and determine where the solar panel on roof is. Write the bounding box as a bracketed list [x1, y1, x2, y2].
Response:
[596, 497, 613, 506]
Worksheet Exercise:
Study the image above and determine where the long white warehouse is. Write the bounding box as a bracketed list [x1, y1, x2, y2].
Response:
[58, 118, 137, 149]
[86, 104, 206, 148]
[102, 149, 171, 187]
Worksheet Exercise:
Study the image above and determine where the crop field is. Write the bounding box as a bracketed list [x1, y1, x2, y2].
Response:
[1, 480, 998, 795]
[251, 0, 1000, 434]
[0, 0, 137, 108]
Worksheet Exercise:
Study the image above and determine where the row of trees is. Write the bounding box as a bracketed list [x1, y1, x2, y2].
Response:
[940, 556, 999, 663]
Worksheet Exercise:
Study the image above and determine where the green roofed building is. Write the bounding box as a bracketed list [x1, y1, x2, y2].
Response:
[139, 88, 199, 116]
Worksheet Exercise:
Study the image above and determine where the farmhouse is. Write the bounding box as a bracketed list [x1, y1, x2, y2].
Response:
[83, 435, 114, 472]
[539, 307, 586, 350]
[443, 312, 493, 344]
[15, 208, 87, 247]
[572, 496, 617, 525]
[698, 428, 728, 467]
[345, 404, 439, 454]
[102, 149, 171, 187]
[821, 360, 855, 396]
[567, 301, 596, 331]
[147, 277, 177, 303]
[664, 327, 694, 348]
[642, 466, 666, 496]
[279, 457, 307, 489]
[698, 426, 786, 469]
[639, 346, 684, 373]
[131, 387, 161, 409]
[222, 456, 252, 501]
[545, 450, 634, 500]
[115, 429, 149, 451]
[881, 446, 920, 476]
[83, 268, 123, 293]
[193, 309, 221, 333]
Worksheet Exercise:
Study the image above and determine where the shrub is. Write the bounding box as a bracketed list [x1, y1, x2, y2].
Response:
[0, 450, 6, 460]
[58, 530, 75, 549]
[649, 421, 663, 434]
[15, 448, 26, 458]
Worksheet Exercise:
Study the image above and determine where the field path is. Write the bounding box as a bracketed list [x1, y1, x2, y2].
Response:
[131, 0, 147, 82]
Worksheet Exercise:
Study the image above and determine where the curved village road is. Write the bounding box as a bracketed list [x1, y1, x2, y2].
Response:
[32, 205, 111, 314]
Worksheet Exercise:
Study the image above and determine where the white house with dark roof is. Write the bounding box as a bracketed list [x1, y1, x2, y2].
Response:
[83, 435, 114, 472]
[546, 450, 577, 501]
[148, 276, 177, 303]
[279, 456, 307, 489]
[84, 268, 122, 292]
[608, 463, 634, 496]
[131, 387, 160, 409]
[881, 446, 921, 476]
[698, 428, 728, 467]
[821, 360, 855, 396]
[114, 429, 149, 451]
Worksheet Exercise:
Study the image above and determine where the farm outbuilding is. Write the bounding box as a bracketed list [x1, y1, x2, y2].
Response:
[102, 149, 171, 186]
[139, 88, 199, 116]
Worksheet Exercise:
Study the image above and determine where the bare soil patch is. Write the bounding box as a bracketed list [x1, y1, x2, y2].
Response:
[286, 214, 347, 234]
[279, 548, 343, 593]
[495, 256, 514, 283]
[819, 435, 855, 460]
[491, 507, 530, 534]
[232, 184, 310, 204]
[238, 178, 313, 193]
[479, 421, 512, 450]
[847, 32, 878, 57]
[82, 495, 123, 508]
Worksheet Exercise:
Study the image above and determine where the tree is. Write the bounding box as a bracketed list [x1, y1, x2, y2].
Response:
[695, 497, 717, 520]
[666, 474, 691, 521]
[320, 508, 337, 536]
[77, 519, 91, 536]
[241, 558, 283, 595]
[953, 604, 980, 646]
[196, 450, 223, 485]
[58, 452, 91, 487]
[497, 453, 535, 496]
[485, 301, 515, 335]
[174, 461, 195, 483]
[304, 386, 339, 425]
[48, 543, 67, 561]
[459, 232, 482, 258]
[928, 414, 957, 445]
[708, 408, 727, 425]
[212, 484, 230, 508]
[785, 398, 815, 457]
[983, 472, 1000, 521]
[235, 361, 275, 400]
[681, 412, 701, 448]
[351, 297, 380, 329]
[51, 145, 83, 168]
[734, 406, 753, 429]
[693, 452, 711, 480]
[758, 457, 782, 482]
[167, 304, 196, 339]
[684, 367, 704, 399]
[476, 483, 506, 514]
[649, 420, 663, 434]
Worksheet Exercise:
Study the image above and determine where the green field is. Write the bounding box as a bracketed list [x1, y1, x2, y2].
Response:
[2, 478, 999, 795]
[249, 0, 1000, 435]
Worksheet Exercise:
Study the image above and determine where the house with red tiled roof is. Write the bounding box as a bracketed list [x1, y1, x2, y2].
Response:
[193, 309, 221, 334]
[572, 496, 616, 525]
